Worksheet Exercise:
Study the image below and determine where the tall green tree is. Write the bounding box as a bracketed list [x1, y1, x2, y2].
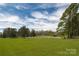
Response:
[57, 3, 79, 38]
[3, 28, 17, 38]
[31, 29, 36, 37]
[18, 26, 30, 37]
[0, 32, 2, 37]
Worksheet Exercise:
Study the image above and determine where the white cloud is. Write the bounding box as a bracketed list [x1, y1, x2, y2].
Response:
[0, 14, 21, 23]
[48, 15, 59, 22]
[55, 3, 70, 8]
[0, 13, 24, 29]
[39, 4, 55, 9]
[31, 11, 48, 19]
[15, 5, 30, 10]
[25, 16, 38, 22]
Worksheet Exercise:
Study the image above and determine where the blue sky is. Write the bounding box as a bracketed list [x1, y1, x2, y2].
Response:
[0, 3, 70, 32]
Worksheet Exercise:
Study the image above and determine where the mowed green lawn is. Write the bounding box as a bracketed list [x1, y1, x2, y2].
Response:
[0, 36, 79, 56]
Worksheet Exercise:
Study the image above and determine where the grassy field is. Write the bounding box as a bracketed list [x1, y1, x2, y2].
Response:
[0, 36, 79, 56]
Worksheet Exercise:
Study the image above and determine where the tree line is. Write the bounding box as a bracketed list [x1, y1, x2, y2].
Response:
[0, 26, 36, 38]
[0, 26, 55, 38]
